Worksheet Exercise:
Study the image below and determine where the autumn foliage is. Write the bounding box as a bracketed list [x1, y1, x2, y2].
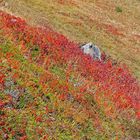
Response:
[0, 11, 140, 140]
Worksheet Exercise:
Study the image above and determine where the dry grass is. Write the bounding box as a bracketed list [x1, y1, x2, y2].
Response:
[1, 0, 140, 80]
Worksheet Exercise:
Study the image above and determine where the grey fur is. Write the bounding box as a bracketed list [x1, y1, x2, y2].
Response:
[80, 42, 101, 61]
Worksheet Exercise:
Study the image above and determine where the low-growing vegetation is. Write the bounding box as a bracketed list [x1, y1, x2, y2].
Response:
[0, 11, 140, 140]
[2, 0, 140, 80]
[115, 7, 122, 13]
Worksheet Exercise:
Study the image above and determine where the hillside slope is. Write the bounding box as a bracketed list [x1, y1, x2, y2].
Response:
[0, 0, 140, 80]
[0, 11, 140, 140]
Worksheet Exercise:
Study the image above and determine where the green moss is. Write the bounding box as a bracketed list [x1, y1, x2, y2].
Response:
[115, 7, 123, 13]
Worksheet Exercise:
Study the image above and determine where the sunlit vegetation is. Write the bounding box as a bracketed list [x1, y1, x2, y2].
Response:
[0, 11, 140, 140]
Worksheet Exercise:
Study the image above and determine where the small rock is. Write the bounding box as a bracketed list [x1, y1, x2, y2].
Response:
[4, 2, 8, 7]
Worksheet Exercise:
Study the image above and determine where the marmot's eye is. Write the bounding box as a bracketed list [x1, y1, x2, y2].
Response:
[89, 45, 92, 48]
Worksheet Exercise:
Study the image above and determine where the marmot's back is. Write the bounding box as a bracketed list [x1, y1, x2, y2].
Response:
[80, 42, 101, 61]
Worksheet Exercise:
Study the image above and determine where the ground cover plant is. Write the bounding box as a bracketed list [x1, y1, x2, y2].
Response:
[0, 11, 140, 140]
[1, 0, 140, 80]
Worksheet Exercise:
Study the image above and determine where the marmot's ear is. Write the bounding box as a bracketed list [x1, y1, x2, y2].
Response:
[89, 45, 92, 48]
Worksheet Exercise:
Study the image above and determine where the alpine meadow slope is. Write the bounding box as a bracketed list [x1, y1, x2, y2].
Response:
[0, 0, 140, 80]
[0, 10, 140, 140]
